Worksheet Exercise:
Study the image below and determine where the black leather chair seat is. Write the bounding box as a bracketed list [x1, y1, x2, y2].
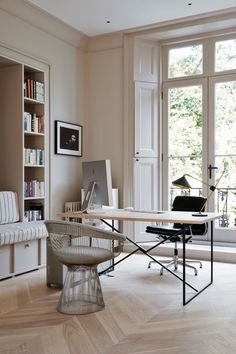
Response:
[146, 195, 207, 276]
[146, 225, 182, 242]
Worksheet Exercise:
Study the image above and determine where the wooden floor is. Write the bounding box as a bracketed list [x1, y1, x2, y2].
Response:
[0, 254, 236, 354]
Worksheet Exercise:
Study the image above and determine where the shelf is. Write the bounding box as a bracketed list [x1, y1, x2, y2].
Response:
[24, 131, 44, 136]
[24, 196, 45, 200]
[24, 164, 45, 168]
[24, 97, 44, 105]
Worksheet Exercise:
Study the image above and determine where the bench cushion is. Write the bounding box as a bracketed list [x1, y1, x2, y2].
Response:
[0, 221, 47, 246]
[0, 192, 19, 224]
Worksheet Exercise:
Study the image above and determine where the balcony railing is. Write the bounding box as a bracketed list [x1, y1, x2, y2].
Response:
[170, 187, 236, 228]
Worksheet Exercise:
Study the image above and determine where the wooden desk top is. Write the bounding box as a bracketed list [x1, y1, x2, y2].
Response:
[58, 208, 221, 224]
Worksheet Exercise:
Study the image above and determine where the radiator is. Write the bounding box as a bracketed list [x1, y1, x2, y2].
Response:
[65, 201, 81, 213]
[64, 201, 81, 224]
[64, 201, 90, 246]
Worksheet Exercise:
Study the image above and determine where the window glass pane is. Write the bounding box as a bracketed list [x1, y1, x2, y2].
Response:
[168, 85, 203, 204]
[215, 81, 236, 155]
[215, 39, 236, 72]
[215, 156, 236, 228]
[168, 45, 203, 78]
[169, 85, 202, 160]
[169, 157, 203, 208]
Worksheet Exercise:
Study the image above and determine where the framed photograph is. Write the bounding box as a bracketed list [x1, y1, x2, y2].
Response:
[55, 120, 82, 157]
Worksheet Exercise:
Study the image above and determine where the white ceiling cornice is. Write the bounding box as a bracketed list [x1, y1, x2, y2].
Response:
[0, 0, 88, 51]
[125, 7, 236, 40]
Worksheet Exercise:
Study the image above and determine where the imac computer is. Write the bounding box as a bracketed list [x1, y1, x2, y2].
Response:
[81, 160, 113, 212]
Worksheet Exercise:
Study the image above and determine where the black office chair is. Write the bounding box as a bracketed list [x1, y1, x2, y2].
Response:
[146, 196, 207, 276]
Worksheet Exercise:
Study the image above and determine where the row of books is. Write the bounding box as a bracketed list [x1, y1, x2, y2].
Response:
[24, 149, 45, 166]
[24, 210, 43, 222]
[24, 180, 45, 198]
[24, 112, 44, 134]
[24, 79, 44, 102]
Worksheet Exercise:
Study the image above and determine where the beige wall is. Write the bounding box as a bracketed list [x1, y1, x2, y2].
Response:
[87, 37, 124, 205]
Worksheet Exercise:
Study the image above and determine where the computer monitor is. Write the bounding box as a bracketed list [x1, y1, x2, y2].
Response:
[81, 160, 113, 212]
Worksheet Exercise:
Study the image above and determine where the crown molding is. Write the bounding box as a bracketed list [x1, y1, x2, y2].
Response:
[0, 0, 88, 52]
[124, 7, 236, 40]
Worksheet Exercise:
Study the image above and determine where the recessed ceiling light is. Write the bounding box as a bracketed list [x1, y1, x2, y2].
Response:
[188, 2, 192, 5]
[106, 20, 111, 24]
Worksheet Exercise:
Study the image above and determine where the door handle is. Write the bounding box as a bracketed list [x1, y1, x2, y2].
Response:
[208, 164, 218, 179]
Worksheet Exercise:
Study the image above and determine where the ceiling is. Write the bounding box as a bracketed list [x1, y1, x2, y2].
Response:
[25, 0, 236, 36]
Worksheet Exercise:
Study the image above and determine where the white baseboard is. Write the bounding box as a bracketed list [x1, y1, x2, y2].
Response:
[123, 242, 236, 263]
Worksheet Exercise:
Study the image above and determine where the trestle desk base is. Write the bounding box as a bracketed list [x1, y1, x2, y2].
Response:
[57, 210, 219, 306]
[99, 219, 213, 306]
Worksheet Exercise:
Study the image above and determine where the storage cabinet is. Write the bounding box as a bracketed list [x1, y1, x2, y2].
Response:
[0, 240, 46, 280]
[14, 240, 38, 274]
[0, 245, 13, 278]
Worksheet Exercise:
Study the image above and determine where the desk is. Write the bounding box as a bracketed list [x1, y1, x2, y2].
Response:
[58, 209, 221, 305]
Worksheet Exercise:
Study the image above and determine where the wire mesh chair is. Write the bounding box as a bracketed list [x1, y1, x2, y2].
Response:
[45, 220, 126, 315]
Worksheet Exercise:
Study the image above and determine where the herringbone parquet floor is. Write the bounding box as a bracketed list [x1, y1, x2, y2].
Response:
[0, 253, 236, 354]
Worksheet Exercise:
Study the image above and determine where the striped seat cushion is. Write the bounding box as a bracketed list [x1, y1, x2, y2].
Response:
[0, 191, 19, 224]
[0, 221, 48, 245]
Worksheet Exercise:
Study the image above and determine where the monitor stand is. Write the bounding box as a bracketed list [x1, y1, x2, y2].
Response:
[80, 181, 96, 212]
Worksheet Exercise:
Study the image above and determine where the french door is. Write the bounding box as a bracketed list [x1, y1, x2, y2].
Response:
[163, 75, 236, 241]
[209, 74, 236, 240]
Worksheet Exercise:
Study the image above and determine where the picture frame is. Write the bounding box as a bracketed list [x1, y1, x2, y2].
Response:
[55, 120, 82, 157]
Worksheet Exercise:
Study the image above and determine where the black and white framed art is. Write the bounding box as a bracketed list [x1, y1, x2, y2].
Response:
[55, 120, 82, 157]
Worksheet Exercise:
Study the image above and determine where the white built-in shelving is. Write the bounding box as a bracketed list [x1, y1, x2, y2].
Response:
[0, 54, 49, 223]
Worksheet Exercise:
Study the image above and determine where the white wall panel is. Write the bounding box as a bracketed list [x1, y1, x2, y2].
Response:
[134, 39, 158, 82]
[133, 158, 158, 241]
[135, 81, 158, 158]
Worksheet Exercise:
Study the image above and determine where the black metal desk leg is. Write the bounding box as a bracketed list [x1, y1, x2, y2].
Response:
[183, 225, 186, 305]
[211, 220, 213, 283]
[183, 220, 214, 305]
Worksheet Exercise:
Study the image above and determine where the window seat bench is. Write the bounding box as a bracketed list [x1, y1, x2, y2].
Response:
[0, 191, 47, 280]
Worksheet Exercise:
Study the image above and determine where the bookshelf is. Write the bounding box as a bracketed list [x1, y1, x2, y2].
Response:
[0, 56, 49, 222]
[24, 66, 46, 222]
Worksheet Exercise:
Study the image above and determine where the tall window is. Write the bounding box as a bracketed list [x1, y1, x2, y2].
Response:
[163, 36, 236, 230]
